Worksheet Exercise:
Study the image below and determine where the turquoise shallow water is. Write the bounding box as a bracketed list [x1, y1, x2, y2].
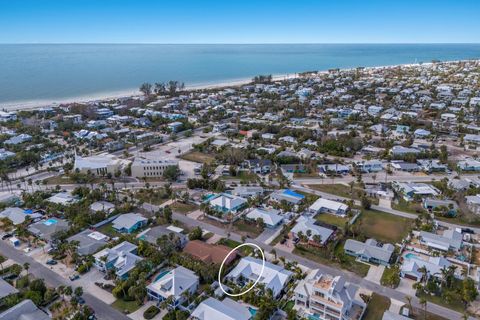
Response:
[0, 44, 479, 105]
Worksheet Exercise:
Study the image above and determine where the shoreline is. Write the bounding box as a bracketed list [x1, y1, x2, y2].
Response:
[1, 59, 477, 112]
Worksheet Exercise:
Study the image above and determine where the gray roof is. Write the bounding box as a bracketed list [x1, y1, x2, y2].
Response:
[344, 238, 394, 263]
[420, 230, 463, 251]
[27, 218, 69, 242]
[0, 208, 41, 225]
[291, 216, 334, 245]
[112, 213, 147, 231]
[191, 297, 252, 320]
[67, 230, 109, 256]
[382, 310, 411, 320]
[0, 300, 51, 320]
[0, 279, 18, 299]
[137, 225, 187, 246]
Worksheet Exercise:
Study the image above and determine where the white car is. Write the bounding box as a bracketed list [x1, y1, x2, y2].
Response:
[23, 247, 32, 253]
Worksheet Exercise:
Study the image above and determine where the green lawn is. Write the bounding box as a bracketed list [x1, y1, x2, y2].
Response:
[363, 293, 391, 320]
[307, 183, 379, 205]
[417, 290, 464, 313]
[96, 223, 120, 238]
[111, 299, 142, 314]
[170, 202, 198, 214]
[221, 171, 259, 183]
[179, 151, 216, 164]
[315, 213, 349, 228]
[391, 198, 425, 214]
[234, 219, 264, 238]
[358, 209, 413, 243]
[218, 238, 253, 256]
[294, 243, 370, 277]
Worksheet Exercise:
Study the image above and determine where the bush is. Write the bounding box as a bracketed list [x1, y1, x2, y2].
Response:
[143, 306, 160, 319]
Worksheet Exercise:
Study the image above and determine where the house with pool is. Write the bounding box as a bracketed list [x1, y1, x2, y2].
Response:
[401, 253, 454, 281]
[225, 256, 293, 298]
[27, 218, 69, 243]
[293, 269, 366, 320]
[93, 241, 143, 280]
[204, 193, 248, 222]
[146, 266, 199, 308]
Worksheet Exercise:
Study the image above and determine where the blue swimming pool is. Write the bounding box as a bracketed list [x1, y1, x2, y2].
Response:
[248, 307, 257, 316]
[43, 218, 58, 226]
[154, 270, 170, 282]
[405, 253, 419, 260]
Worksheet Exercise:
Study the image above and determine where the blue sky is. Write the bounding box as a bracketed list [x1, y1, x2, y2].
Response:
[0, 0, 479, 43]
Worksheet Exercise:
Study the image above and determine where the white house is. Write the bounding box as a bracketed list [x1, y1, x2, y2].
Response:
[308, 198, 348, 216]
[146, 266, 199, 308]
[225, 257, 292, 298]
[74, 154, 130, 176]
[190, 297, 253, 320]
[290, 216, 335, 245]
[245, 208, 283, 229]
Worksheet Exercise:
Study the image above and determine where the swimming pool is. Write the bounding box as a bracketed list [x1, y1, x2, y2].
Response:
[248, 307, 257, 316]
[405, 253, 420, 260]
[154, 270, 170, 282]
[43, 218, 58, 226]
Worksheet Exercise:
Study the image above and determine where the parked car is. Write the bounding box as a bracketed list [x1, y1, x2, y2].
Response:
[1, 233, 12, 240]
[69, 274, 80, 281]
[46, 259, 57, 265]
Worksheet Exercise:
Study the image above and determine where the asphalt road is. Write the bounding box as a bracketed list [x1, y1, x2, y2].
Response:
[0, 241, 129, 320]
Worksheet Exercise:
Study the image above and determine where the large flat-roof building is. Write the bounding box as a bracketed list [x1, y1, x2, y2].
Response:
[131, 157, 178, 178]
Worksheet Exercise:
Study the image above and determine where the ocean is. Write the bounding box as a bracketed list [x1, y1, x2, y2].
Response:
[0, 44, 479, 108]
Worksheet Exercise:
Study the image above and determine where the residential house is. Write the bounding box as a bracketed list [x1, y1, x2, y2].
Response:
[419, 229, 463, 252]
[207, 193, 247, 214]
[417, 160, 448, 173]
[112, 213, 148, 233]
[0, 278, 18, 301]
[93, 241, 143, 279]
[231, 186, 264, 198]
[0, 207, 42, 225]
[190, 297, 252, 320]
[28, 218, 69, 243]
[67, 230, 109, 256]
[293, 270, 366, 320]
[355, 160, 383, 173]
[390, 161, 420, 172]
[137, 225, 188, 248]
[183, 240, 237, 265]
[422, 199, 458, 216]
[401, 255, 453, 281]
[146, 266, 199, 308]
[46, 191, 79, 205]
[344, 239, 394, 266]
[318, 164, 351, 175]
[243, 159, 272, 174]
[245, 208, 283, 229]
[308, 198, 349, 217]
[225, 257, 292, 298]
[270, 189, 305, 205]
[290, 216, 335, 246]
[90, 201, 115, 214]
[392, 182, 440, 201]
[458, 159, 480, 172]
[0, 300, 51, 320]
[4, 134, 32, 145]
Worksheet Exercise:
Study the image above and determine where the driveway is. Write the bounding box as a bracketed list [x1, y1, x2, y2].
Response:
[397, 278, 417, 297]
[364, 264, 384, 284]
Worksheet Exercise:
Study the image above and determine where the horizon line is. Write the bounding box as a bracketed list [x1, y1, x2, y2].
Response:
[1, 42, 480, 45]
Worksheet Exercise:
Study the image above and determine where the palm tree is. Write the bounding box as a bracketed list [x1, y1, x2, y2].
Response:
[23, 262, 30, 277]
[405, 295, 413, 316]
[419, 297, 428, 320]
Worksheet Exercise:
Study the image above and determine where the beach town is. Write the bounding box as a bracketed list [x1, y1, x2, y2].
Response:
[0, 59, 480, 320]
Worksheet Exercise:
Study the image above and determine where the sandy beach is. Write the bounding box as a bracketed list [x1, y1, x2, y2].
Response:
[0, 59, 472, 112]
